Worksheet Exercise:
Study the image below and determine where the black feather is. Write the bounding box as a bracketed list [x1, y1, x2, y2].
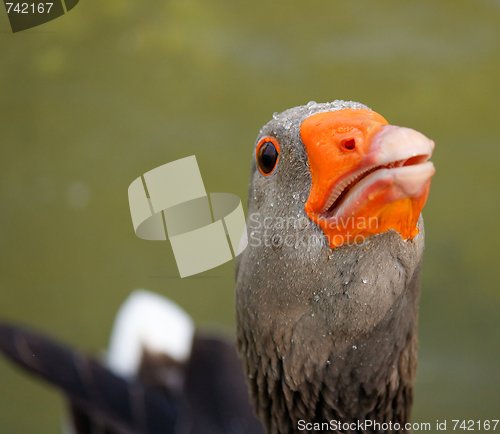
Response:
[0, 322, 179, 434]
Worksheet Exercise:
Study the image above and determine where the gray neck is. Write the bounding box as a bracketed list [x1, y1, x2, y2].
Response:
[236, 228, 424, 434]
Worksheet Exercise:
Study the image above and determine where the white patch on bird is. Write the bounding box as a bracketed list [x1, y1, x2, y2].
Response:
[106, 289, 195, 377]
[61, 416, 77, 434]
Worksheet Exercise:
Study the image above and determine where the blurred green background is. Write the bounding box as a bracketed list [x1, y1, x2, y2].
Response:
[0, 0, 499, 432]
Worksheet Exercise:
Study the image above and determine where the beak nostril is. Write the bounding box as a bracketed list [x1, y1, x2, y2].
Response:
[340, 138, 356, 151]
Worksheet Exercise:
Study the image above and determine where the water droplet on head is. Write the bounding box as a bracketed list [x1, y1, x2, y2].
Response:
[362, 278, 368, 284]
[352, 345, 358, 350]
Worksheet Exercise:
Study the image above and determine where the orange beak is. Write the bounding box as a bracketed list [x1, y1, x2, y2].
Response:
[300, 109, 435, 248]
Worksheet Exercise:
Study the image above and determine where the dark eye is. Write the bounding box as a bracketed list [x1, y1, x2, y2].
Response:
[256, 137, 280, 176]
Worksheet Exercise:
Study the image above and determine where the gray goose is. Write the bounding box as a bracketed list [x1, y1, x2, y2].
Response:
[0, 100, 435, 434]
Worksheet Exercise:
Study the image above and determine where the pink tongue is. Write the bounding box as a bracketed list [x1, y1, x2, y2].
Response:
[392, 163, 436, 196]
[333, 162, 435, 219]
